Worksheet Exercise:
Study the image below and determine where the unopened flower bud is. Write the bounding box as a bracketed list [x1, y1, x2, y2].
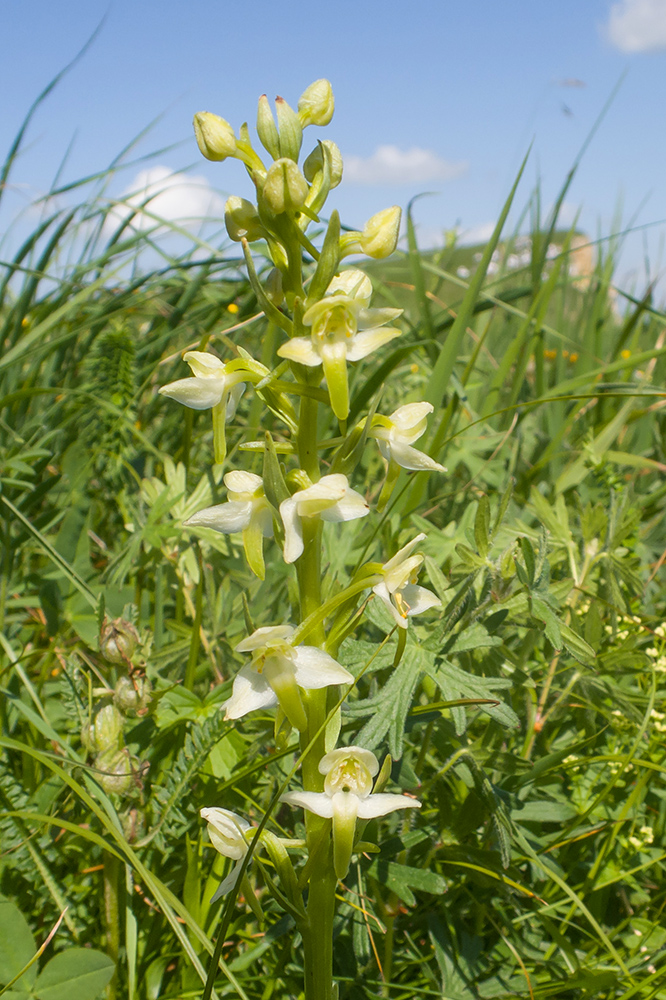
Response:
[91, 703, 124, 752]
[100, 618, 140, 665]
[193, 112, 237, 161]
[263, 158, 308, 214]
[115, 675, 153, 715]
[298, 79, 334, 127]
[275, 97, 302, 161]
[256, 95, 280, 159]
[303, 140, 343, 189]
[96, 749, 135, 795]
[360, 206, 402, 259]
[265, 267, 284, 306]
[224, 196, 265, 242]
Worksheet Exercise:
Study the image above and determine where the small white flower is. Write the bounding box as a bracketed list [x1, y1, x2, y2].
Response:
[370, 403, 446, 472]
[276, 270, 402, 420]
[281, 746, 420, 879]
[184, 471, 273, 578]
[223, 625, 353, 731]
[159, 350, 245, 414]
[279, 473, 369, 564]
[200, 806, 250, 895]
[373, 533, 440, 629]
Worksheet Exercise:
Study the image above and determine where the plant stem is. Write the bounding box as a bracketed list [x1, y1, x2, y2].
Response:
[303, 863, 336, 1000]
[103, 854, 121, 1000]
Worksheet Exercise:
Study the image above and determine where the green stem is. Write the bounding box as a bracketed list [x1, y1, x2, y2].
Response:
[303, 863, 336, 1000]
[103, 854, 121, 1000]
[298, 393, 320, 481]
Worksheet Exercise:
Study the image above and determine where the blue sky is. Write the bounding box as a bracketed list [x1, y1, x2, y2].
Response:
[3, 0, 666, 293]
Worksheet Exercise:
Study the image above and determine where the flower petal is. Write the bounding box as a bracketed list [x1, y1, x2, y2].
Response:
[382, 533, 427, 575]
[319, 746, 379, 778]
[280, 496, 304, 563]
[357, 793, 421, 819]
[280, 790, 334, 818]
[159, 377, 225, 409]
[224, 470, 264, 495]
[320, 341, 350, 421]
[319, 484, 369, 523]
[389, 402, 433, 439]
[399, 583, 441, 616]
[184, 350, 226, 377]
[293, 646, 354, 687]
[184, 501, 252, 534]
[327, 268, 372, 304]
[372, 579, 409, 629]
[222, 665, 277, 720]
[277, 338, 322, 367]
[357, 307, 403, 331]
[211, 858, 245, 899]
[226, 382, 245, 420]
[331, 790, 359, 879]
[388, 441, 446, 472]
[345, 327, 401, 362]
[235, 625, 295, 652]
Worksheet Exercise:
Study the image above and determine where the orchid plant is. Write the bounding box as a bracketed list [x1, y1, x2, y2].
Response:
[160, 78, 446, 1000]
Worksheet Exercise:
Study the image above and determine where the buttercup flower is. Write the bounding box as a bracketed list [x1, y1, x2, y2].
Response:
[370, 403, 446, 472]
[200, 807, 250, 895]
[281, 746, 420, 879]
[373, 533, 440, 628]
[159, 351, 247, 464]
[183, 471, 274, 579]
[277, 270, 402, 420]
[279, 473, 369, 564]
[223, 625, 353, 731]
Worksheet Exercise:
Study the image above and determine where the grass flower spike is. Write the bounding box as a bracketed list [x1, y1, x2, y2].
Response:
[281, 747, 420, 878]
[373, 533, 440, 628]
[279, 473, 369, 563]
[183, 471, 274, 579]
[277, 269, 402, 420]
[222, 625, 353, 731]
[200, 807, 250, 895]
[371, 402, 446, 471]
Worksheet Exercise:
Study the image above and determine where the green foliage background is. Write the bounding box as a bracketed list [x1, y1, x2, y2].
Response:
[2, 93, 666, 1000]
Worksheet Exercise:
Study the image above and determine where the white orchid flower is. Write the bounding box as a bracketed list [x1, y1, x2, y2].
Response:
[276, 269, 402, 420]
[281, 746, 420, 879]
[223, 625, 353, 731]
[183, 471, 274, 579]
[373, 533, 440, 629]
[279, 473, 369, 564]
[200, 806, 251, 896]
[159, 351, 247, 464]
[370, 403, 446, 472]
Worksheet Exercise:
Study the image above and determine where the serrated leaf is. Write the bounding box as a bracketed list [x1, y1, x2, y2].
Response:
[530, 595, 562, 649]
[448, 623, 503, 654]
[434, 660, 519, 733]
[560, 624, 596, 665]
[367, 860, 446, 905]
[519, 536, 535, 587]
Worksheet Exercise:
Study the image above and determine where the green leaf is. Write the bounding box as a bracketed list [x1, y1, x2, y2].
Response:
[434, 659, 519, 733]
[560, 624, 596, 665]
[346, 643, 435, 758]
[0, 897, 36, 991]
[474, 496, 490, 559]
[531, 594, 562, 649]
[33, 949, 114, 1000]
[262, 431, 290, 510]
[367, 860, 446, 906]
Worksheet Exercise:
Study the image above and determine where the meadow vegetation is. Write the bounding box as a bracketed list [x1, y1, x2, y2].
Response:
[1, 83, 666, 1000]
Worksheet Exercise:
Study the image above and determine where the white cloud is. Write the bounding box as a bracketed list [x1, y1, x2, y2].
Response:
[605, 0, 666, 52]
[105, 166, 225, 233]
[458, 222, 495, 245]
[344, 145, 467, 185]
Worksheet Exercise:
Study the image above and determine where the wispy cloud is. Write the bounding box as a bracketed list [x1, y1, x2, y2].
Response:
[105, 167, 225, 233]
[344, 145, 467, 185]
[604, 0, 666, 52]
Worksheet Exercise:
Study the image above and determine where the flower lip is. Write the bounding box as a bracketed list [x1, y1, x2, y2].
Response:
[320, 746, 379, 799]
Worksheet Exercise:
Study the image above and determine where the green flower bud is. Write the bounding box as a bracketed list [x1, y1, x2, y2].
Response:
[359, 206, 402, 259]
[114, 675, 153, 715]
[96, 749, 135, 796]
[275, 97, 302, 161]
[298, 79, 334, 127]
[256, 95, 280, 159]
[91, 703, 124, 752]
[263, 158, 309, 214]
[225, 196, 265, 242]
[99, 618, 140, 665]
[303, 140, 343, 189]
[265, 267, 284, 306]
[193, 112, 237, 161]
